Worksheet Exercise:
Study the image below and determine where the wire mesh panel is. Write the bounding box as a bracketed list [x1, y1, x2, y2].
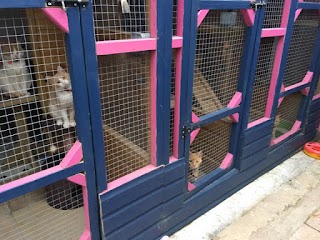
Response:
[0, 178, 85, 240]
[192, 10, 246, 116]
[283, 10, 320, 87]
[272, 93, 302, 139]
[92, 0, 151, 41]
[188, 118, 232, 183]
[0, 9, 77, 184]
[262, 0, 285, 29]
[98, 52, 151, 182]
[249, 38, 278, 122]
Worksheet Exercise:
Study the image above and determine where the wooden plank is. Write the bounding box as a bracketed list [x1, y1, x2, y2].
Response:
[104, 125, 149, 161]
[193, 68, 223, 114]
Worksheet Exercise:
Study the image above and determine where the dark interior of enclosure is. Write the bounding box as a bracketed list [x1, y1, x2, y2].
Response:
[0, 9, 76, 184]
[249, 38, 278, 122]
[272, 93, 303, 139]
[283, 10, 320, 87]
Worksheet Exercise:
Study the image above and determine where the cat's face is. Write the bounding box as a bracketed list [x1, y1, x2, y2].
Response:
[189, 151, 203, 169]
[0, 42, 25, 62]
[47, 66, 71, 91]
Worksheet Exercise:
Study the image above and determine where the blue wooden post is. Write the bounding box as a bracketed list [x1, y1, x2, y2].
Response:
[66, 7, 102, 240]
[156, 0, 173, 166]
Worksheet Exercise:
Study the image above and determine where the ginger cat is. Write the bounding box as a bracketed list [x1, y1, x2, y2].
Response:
[189, 151, 203, 179]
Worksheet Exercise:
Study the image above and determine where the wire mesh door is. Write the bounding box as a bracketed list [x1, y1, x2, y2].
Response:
[181, 1, 259, 190]
[0, 3, 99, 240]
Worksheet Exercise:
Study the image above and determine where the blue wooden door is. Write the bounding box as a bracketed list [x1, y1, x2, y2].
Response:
[179, 0, 264, 193]
[0, 1, 103, 239]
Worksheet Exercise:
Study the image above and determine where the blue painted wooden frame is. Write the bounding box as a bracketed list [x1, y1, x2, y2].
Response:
[0, 3, 103, 239]
[65, 7, 102, 239]
[0, 0, 46, 8]
[78, 2, 107, 193]
[180, 0, 262, 196]
[156, 0, 173, 166]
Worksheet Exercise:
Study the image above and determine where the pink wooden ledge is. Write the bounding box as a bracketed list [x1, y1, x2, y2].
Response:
[60, 140, 83, 168]
[198, 10, 209, 27]
[102, 165, 158, 193]
[313, 93, 320, 100]
[80, 187, 91, 240]
[241, 9, 255, 27]
[198, 9, 255, 27]
[261, 28, 286, 38]
[248, 117, 270, 128]
[220, 153, 234, 169]
[96, 37, 183, 55]
[42, 8, 69, 33]
[271, 120, 301, 145]
[190, 112, 200, 144]
[227, 91, 242, 122]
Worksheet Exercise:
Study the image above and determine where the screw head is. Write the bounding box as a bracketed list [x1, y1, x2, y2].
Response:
[47, 2, 52, 5]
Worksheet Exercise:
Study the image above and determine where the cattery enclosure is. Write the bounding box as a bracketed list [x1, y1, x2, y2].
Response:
[0, 1, 320, 240]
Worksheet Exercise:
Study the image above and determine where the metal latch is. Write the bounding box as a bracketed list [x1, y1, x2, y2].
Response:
[251, 0, 266, 10]
[181, 126, 192, 138]
[46, 0, 89, 10]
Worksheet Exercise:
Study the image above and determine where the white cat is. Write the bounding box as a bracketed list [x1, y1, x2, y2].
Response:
[47, 66, 75, 129]
[0, 41, 31, 98]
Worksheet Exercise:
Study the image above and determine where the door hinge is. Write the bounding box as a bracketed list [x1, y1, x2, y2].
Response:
[250, 0, 267, 10]
[46, 0, 89, 10]
[181, 126, 192, 138]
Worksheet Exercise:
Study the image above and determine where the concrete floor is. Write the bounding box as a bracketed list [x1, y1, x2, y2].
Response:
[169, 151, 320, 240]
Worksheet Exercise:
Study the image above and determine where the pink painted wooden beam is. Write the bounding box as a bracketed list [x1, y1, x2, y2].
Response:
[102, 165, 158, 193]
[188, 182, 196, 191]
[68, 173, 86, 186]
[80, 187, 91, 240]
[241, 9, 255, 27]
[59, 140, 83, 169]
[0, 165, 62, 194]
[284, 71, 313, 95]
[197, 10, 209, 27]
[42, 8, 69, 33]
[294, 0, 304, 22]
[261, 28, 286, 38]
[227, 91, 242, 122]
[190, 112, 200, 145]
[220, 153, 234, 169]
[248, 117, 270, 128]
[271, 120, 301, 145]
[96, 37, 182, 55]
[281, 0, 293, 28]
[278, 84, 285, 107]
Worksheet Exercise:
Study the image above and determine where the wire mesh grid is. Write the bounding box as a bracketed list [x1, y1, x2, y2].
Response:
[0, 9, 77, 184]
[188, 118, 232, 183]
[92, 0, 151, 41]
[262, 0, 285, 29]
[283, 10, 320, 87]
[303, 0, 320, 2]
[98, 52, 151, 182]
[172, 0, 178, 36]
[0, 177, 85, 240]
[169, 51, 176, 156]
[272, 92, 302, 139]
[192, 10, 246, 116]
[249, 37, 278, 122]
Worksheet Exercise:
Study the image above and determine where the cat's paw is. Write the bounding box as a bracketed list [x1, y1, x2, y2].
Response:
[56, 120, 63, 126]
[70, 121, 76, 127]
[63, 122, 70, 129]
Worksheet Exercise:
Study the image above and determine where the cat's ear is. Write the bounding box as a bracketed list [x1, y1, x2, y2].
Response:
[57, 66, 64, 73]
